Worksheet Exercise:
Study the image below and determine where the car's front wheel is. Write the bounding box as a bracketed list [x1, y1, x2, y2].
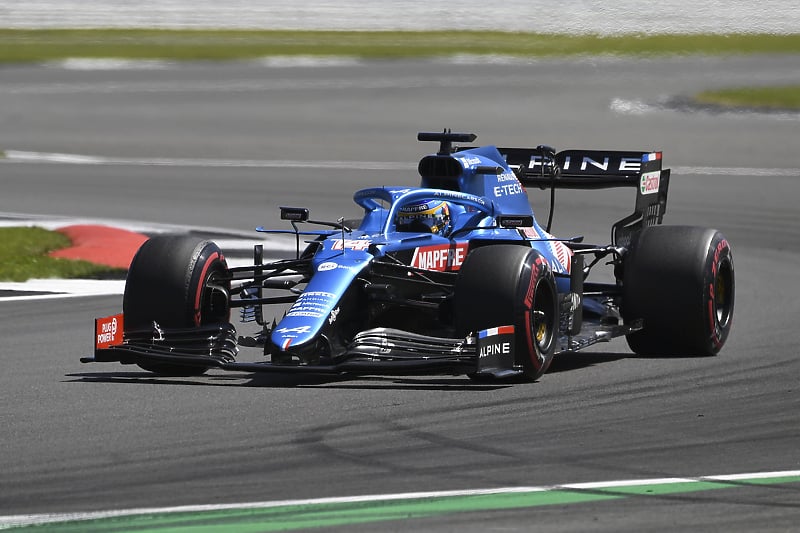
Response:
[123, 235, 231, 375]
[454, 245, 558, 381]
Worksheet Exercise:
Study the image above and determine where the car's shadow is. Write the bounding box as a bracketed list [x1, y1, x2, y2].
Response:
[65, 349, 660, 390]
[64, 371, 510, 391]
[547, 351, 628, 373]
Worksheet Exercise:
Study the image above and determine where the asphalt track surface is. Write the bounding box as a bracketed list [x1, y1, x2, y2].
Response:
[1, 55, 799, 530]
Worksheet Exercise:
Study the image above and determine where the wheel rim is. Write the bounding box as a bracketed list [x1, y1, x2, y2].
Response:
[531, 280, 556, 354]
[196, 263, 230, 326]
[714, 258, 734, 328]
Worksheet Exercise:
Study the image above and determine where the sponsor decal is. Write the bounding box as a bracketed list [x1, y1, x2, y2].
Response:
[520, 227, 541, 240]
[299, 291, 336, 299]
[550, 240, 572, 274]
[95, 314, 123, 349]
[528, 154, 643, 173]
[283, 311, 323, 318]
[478, 325, 515, 338]
[275, 325, 312, 335]
[410, 242, 469, 271]
[640, 171, 660, 195]
[708, 238, 730, 349]
[328, 306, 340, 325]
[479, 341, 512, 357]
[317, 261, 361, 274]
[493, 181, 525, 197]
[431, 190, 487, 206]
[286, 291, 336, 318]
[331, 239, 372, 251]
[477, 325, 515, 370]
[523, 255, 549, 368]
[459, 156, 481, 166]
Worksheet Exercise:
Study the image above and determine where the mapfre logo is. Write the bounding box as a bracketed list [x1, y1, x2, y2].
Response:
[411, 242, 469, 271]
[640, 171, 660, 195]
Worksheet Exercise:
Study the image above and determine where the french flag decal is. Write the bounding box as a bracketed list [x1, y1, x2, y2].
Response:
[642, 152, 662, 162]
[479, 325, 515, 338]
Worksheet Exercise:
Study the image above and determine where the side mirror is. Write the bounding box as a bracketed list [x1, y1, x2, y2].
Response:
[280, 206, 310, 222]
[496, 215, 534, 228]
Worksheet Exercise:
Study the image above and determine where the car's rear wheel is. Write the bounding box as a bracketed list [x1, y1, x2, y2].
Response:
[454, 245, 558, 381]
[123, 236, 230, 375]
[622, 225, 734, 356]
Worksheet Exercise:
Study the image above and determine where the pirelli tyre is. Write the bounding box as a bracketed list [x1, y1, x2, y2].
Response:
[622, 225, 734, 356]
[123, 236, 231, 375]
[454, 245, 558, 381]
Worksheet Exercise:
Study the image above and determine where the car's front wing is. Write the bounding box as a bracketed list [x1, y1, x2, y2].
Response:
[83, 319, 523, 379]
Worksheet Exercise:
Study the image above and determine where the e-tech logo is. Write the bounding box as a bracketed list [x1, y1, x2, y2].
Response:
[640, 171, 660, 195]
[494, 173, 525, 198]
[411, 242, 469, 271]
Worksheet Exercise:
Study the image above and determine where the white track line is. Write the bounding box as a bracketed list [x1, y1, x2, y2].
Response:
[2, 150, 798, 177]
[0, 469, 798, 529]
[1, 150, 413, 171]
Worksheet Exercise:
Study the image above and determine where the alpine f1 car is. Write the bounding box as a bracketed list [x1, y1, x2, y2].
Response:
[84, 130, 735, 381]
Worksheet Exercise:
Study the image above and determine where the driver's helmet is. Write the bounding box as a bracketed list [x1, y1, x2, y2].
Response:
[396, 200, 451, 235]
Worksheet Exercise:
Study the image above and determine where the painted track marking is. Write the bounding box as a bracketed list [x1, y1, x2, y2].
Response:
[2, 150, 798, 177]
[1, 470, 798, 531]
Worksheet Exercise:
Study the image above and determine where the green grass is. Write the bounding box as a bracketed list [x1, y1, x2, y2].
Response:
[1, 29, 800, 63]
[0, 227, 124, 282]
[694, 85, 800, 110]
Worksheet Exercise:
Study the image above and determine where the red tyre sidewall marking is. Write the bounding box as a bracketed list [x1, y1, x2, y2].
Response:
[193, 251, 224, 327]
[522, 254, 546, 371]
[706, 238, 730, 350]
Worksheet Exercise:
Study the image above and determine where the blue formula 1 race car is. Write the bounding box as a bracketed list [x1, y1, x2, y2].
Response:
[85, 131, 735, 382]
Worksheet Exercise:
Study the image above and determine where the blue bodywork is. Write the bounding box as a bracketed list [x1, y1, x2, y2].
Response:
[261, 143, 574, 356]
[89, 131, 671, 379]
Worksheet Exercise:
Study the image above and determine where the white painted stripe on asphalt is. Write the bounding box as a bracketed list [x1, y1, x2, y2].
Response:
[610, 97, 800, 121]
[0, 257, 280, 301]
[0, 469, 798, 529]
[3, 150, 798, 176]
[255, 56, 364, 68]
[0, 279, 125, 297]
[1, 150, 413, 171]
[54, 58, 173, 70]
[674, 166, 800, 177]
[53, 56, 361, 72]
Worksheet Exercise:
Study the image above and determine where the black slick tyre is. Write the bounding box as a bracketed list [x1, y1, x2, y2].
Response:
[123, 236, 230, 375]
[622, 225, 734, 356]
[454, 245, 558, 381]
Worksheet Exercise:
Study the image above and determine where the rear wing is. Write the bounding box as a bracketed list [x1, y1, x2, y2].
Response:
[498, 147, 664, 189]
[497, 146, 670, 247]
